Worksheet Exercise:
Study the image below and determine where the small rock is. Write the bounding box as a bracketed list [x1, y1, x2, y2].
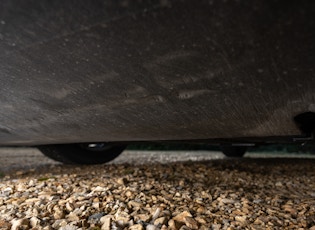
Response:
[115, 211, 131, 226]
[135, 214, 151, 222]
[282, 205, 297, 215]
[66, 202, 75, 212]
[52, 219, 67, 228]
[128, 200, 143, 208]
[30, 217, 40, 227]
[161, 225, 168, 230]
[146, 224, 159, 230]
[16, 184, 26, 192]
[67, 212, 80, 221]
[275, 182, 283, 187]
[212, 224, 221, 230]
[184, 216, 198, 229]
[100, 215, 114, 225]
[235, 215, 247, 224]
[168, 219, 183, 230]
[11, 218, 30, 230]
[179, 226, 191, 230]
[196, 207, 205, 213]
[254, 217, 267, 225]
[15, 171, 24, 176]
[117, 177, 128, 185]
[195, 216, 206, 224]
[2, 187, 13, 196]
[42, 226, 52, 230]
[24, 198, 40, 204]
[152, 208, 161, 220]
[0, 220, 11, 229]
[101, 216, 112, 230]
[242, 207, 250, 214]
[59, 225, 78, 230]
[125, 190, 133, 197]
[220, 198, 235, 204]
[129, 224, 144, 230]
[154, 217, 167, 226]
[173, 211, 192, 223]
[53, 207, 65, 219]
[88, 212, 105, 224]
[92, 186, 106, 192]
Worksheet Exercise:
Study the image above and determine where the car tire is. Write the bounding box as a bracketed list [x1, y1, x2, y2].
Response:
[221, 145, 247, 157]
[38, 143, 126, 164]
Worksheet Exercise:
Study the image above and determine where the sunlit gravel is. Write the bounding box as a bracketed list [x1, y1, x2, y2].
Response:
[0, 148, 315, 229]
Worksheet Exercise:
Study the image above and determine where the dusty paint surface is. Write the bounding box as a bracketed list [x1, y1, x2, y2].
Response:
[0, 0, 315, 145]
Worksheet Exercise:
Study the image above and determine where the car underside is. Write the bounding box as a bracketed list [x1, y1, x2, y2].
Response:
[1, 0, 315, 163]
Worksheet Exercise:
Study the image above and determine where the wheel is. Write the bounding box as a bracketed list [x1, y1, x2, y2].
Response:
[38, 143, 126, 164]
[221, 145, 247, 157]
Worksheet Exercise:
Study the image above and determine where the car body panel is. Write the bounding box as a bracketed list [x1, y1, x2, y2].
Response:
[0, 0, 315, 145]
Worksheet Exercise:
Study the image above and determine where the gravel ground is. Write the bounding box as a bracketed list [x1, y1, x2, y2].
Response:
[1, 149, 315, 229]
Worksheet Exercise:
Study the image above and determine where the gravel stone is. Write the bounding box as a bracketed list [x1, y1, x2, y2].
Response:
[129, 224, 144, 230]
[88, 212, 105, 224]
[59, 225, 78, 230]
[30, 216, 40, 227]
[146, 224, 159, 230]
[184, 216, 199, 229]
[1, 151, 315, 229]
[153, 217, 168, 226]
[173, 211, 192, 223]
[101, 216, 112, 230]
[168, 219, 183, 230]
[11, 218, 30, 230]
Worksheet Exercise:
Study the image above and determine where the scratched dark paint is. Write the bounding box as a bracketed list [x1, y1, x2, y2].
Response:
[0, 0, 314, 145]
